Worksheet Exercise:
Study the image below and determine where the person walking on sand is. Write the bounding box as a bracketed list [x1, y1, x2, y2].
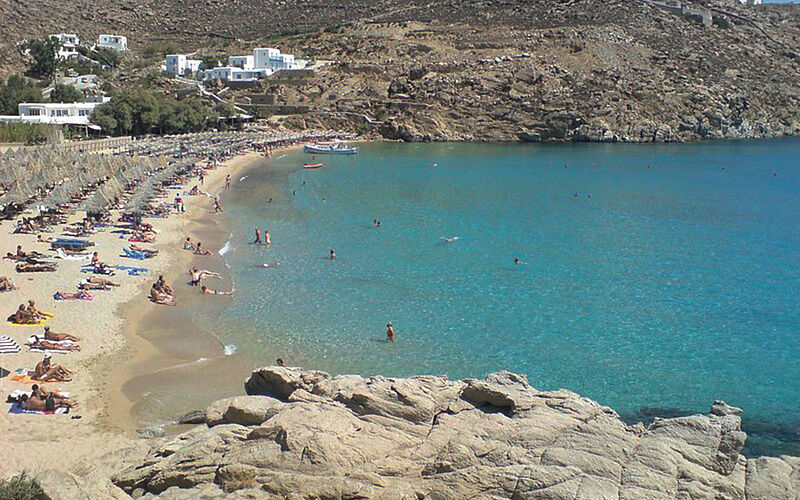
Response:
[225, 175, 231, 189]
[199, 171, 205, 185]
[214, 197, 223, 213]
[386, 321, 396, 342]
[254, 228, 261, 244]
[264, 230, 271, 245]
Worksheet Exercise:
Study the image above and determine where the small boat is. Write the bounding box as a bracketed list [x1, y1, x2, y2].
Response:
[304, 142, 359, 155]
[303, 163, 323, 169]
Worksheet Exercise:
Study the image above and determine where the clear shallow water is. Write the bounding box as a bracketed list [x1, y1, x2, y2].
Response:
[215, 140, 800, 455]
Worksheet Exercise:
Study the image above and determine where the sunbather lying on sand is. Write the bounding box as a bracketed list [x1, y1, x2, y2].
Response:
[16, 245, 44, 259]
[132, 231, 155, 243]
[31, 384, 73, 404]
[85, 276, 119, 287]
[43, 326, 79, 342]
[130, 245, 158, 256]
[33, 354, 73, 382]
[29, 337, 80, 351]
[0, 276, 18, 291]
[54, 290, 93, 300]
[19, 393, 78, 411]
[16, 263, 56, 272]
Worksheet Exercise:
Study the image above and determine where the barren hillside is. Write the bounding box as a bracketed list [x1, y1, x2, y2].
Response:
[1, 0, 798, 141]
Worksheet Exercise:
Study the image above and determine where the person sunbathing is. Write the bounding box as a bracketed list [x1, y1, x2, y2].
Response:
[37, 234, 54, 243]
[33, 355, 73, 382]
[4, 252, 26, 262]
[183, 237, 195, 251]
[16, 245, 44, 260]
[30, 337, 80, 351]
[150, 284, 176, 306]
[200, 285, 233, 296]
[93, 262, 113, 275]
[11, 304, 38, 324]
[43, 326, 80, 342]
[130, 245, 158, 256]
[31, 384, 73, 404]
[19, 393, 78, 411]
[84, 276, 119, 287]
[16, 262, 56, 272]
[54, 290, 93, 300]
[132, 231, 155, 243]
[26, 300, 48, 320]
[0, 276, 18, 292]
[193, 242, 212, 255]
[78, 282, 110, 291]
[155, 275, 174, 295]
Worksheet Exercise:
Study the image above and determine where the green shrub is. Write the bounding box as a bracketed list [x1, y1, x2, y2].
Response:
[0, 472, 44, 500]
[0, 123, 50, 144]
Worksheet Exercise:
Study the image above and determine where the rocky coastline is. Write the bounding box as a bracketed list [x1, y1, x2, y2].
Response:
[41, 367, 800, 499]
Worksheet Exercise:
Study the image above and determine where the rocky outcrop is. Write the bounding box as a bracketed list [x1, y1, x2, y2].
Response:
[113, 367, 800, 499]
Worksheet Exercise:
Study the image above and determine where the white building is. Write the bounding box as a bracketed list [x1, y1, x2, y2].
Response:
[0, 102, 104, 127]
[165, 54, 203, 76]
[229, 55, 254, 70]
[97, 34, 127, 51]
[50, 33, 80, 60]
[204, 66, 266, 82]
[253, 48, 300, 71]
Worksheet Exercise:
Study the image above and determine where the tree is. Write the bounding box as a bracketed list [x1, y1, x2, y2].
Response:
[93, 47, 120, 68]
[0, 74, 42, 114]
[22, 37, 60, 80]
[50, 84, 84, 103]
[214, 102, 237, 118]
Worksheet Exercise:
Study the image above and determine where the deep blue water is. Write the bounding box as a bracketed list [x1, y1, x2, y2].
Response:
[215, 140, 800, 455]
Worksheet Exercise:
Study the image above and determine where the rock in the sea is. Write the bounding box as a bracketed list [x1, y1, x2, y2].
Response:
[114, 368, 796, 499]
[177, 410, 207, 425]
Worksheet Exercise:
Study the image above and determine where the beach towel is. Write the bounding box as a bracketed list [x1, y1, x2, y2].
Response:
[8, 403, 69, 415]
[26, 336, 76, 354]
[116, 265, 149, 276]
[56, 248, 92, 261]
[7, 319, 47, 327]
[127, 238, 152, 243]
[10, 374, 37, 384]
[122, 247, 150, 260]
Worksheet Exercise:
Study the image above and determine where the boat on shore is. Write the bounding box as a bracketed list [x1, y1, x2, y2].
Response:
[303, 163, 323, 169]
[304, 142, 358, 155]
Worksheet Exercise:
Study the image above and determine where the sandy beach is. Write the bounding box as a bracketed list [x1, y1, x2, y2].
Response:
[0, 147, 294, 478]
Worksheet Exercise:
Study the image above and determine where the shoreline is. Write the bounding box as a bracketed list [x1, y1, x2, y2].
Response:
[103, 148, 299, 434]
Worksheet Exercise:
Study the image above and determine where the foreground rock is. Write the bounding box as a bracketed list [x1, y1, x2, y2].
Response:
[112, 367, 800, 498]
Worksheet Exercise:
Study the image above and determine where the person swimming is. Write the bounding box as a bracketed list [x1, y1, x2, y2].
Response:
[260, 262, 281, 268]
[200, 285, 233, 296]
[514, 257, 528, 266]
[440, 236, 459, 243]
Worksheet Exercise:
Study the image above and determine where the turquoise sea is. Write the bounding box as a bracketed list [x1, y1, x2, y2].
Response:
[212, 140, 799, 456]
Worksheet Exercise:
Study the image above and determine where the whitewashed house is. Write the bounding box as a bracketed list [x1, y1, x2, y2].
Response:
[97, 34, 127, 51]
[229, 55, 254, 70]
[50, 33, 80, 60]
[253, 48, 300, 71]
[205, 66, 265, 82]
[0, 102, 104, 128]
[165, 54, 203, 76]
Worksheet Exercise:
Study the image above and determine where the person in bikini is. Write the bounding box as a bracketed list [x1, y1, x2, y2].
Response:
[54, 290, 93, 300]
[30, 337, 80, 351]
[43, 325, 80, 342]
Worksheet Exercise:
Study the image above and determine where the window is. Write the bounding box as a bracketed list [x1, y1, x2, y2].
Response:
[78, 109, 89, 116]
[27, 109, 41, 116]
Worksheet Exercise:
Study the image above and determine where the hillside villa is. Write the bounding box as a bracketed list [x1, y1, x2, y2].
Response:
[97, 34, 128, 51]
[163, 47, 305, 81]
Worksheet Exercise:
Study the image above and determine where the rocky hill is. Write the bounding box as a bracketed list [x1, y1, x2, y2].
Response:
[40, 367, 800, 499]
[1, 0, 798, 141]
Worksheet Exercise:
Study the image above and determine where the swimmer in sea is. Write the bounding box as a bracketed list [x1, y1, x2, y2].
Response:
[386, 321, 396, 342]
[260, 262, 281, 268]
[330, 248, 336, 260]
[440, 236, 458, 243]
[276, 358, 286, 367]
[514, 257, 528, 266]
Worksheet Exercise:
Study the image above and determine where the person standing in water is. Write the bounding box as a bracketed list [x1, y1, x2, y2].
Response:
[386, 321, 396, 342]
[330, 248, 336, 260]
[225, 175, 231, 189]
[254, 228, 261, 244]
[264, 230, 271, 245]
[214, 197, 223, 213]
